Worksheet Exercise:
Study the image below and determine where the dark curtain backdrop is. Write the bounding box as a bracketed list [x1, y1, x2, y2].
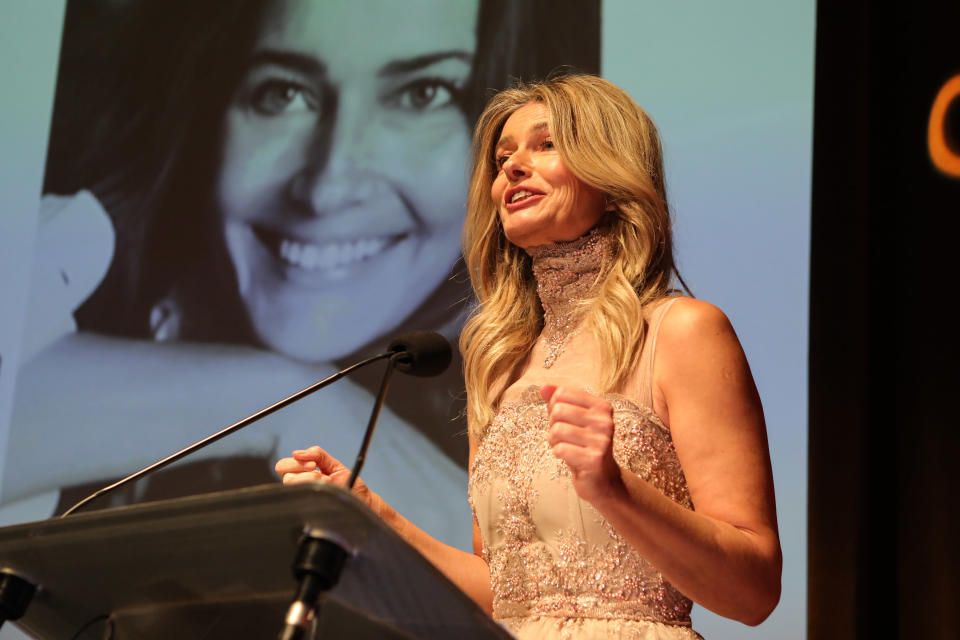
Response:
[809, 2, 960, 638]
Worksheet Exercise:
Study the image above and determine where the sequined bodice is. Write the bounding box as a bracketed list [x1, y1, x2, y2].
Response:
[468, 385, 696, 630]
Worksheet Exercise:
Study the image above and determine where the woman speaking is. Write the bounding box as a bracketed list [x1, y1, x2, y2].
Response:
[277, 74, 781, 639]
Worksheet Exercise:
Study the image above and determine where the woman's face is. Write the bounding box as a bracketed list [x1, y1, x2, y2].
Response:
[217, 0, 477, 361]
[491, 103, 608, 249]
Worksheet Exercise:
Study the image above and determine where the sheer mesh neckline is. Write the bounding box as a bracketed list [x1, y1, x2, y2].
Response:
[527, 225, 615, 368]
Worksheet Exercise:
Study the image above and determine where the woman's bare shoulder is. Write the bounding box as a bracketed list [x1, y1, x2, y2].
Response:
[655, 296, 734, 336]
[640, 298, 739, 412]
[654, 297, 746, 379]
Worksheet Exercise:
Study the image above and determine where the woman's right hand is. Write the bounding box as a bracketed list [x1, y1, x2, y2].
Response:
[276, 447, 491, 610]
[274, 446, 375, 507]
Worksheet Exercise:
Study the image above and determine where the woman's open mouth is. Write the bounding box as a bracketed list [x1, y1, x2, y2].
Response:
[503, 188, 546, 211]
[253, 226, 404, 271]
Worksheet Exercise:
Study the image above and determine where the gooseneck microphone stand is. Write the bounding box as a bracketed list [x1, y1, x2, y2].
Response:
[277, 350, 405, 640]
[60, 352, 393, 518]
[277, 332, 450, 639]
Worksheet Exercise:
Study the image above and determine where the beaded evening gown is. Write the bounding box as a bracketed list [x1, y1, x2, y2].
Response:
[468, 229, 703, 639]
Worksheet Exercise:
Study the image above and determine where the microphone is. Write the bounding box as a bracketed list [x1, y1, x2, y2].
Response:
[60, 331, 452, 517]
[388, 330, 452, 377]
[345, 332, 451, 488]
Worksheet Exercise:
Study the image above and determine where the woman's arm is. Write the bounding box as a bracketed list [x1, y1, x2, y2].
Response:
[275, 436, 493, 612]
[543, 298, 781, 625]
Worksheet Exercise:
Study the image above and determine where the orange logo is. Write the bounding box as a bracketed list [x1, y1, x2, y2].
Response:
[928, 74, 960, 178]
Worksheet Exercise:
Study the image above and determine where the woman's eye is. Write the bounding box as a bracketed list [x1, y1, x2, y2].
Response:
[495, 153, 511, 170]
[541, 139, 555, 150]
[386, 79, 461, 111]
[248, 80, 319, 116]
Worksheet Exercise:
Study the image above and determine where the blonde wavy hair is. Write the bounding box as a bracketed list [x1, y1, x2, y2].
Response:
[460, 74, 683, 432]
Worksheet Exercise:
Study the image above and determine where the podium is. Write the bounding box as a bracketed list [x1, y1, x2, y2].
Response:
[0, 484, 511, 639]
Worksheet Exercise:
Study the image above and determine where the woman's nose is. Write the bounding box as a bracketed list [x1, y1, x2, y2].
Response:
[503, 150, 531, 181]
[289, 154, 375, 216]
[288, 96, 381, 215]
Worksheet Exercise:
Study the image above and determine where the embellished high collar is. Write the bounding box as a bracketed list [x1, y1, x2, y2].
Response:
[526, 225, 614, 367]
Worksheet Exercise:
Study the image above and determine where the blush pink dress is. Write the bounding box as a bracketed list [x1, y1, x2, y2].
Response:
[469, 299, 704, 639]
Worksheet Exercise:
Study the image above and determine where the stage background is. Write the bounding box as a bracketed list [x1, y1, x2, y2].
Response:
[604, 4, 813, 637]
[0, 1, 814, 638]
[809, 2, 960, 639]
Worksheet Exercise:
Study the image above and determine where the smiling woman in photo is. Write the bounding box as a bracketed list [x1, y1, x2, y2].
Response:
[182, 0, 476, 362]
[3, 0, 599, 539]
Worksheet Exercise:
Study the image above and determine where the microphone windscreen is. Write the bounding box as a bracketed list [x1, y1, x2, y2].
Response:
[387, 331, 452, 377]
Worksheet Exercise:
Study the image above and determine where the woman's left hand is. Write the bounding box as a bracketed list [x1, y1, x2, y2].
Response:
[541, 384, 625, 504]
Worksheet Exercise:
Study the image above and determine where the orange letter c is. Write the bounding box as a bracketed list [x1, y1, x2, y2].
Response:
[928, 74, 960, 178]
